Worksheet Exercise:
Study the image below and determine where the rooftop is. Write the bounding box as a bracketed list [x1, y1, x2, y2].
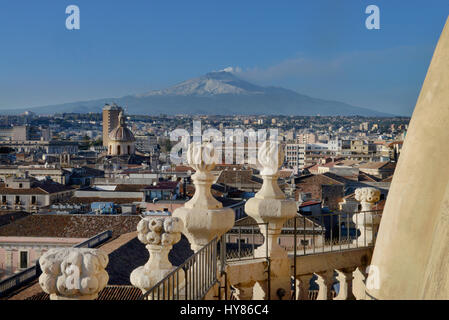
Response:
[0, 180, 74, 195]
[0, 214, 141, 239]
[144, 181, 179, 190]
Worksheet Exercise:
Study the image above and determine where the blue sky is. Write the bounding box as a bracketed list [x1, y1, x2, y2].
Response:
[0, 0, 448, 115]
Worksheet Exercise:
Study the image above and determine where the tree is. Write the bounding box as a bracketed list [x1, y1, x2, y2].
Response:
[92, 138, 103, 147]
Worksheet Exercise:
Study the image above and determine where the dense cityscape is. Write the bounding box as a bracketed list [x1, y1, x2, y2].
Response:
[0, 1, 447, 308]
[0, 103, 410, 301]
[0, 109, 410, 170]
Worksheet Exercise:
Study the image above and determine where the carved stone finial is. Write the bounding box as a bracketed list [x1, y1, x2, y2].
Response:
[183, 142, 222, 210]
[353, 187, 382, 246]
[257, 140, 284, 176]
[187, 141, 217, 174]
[255, 140, 285, 200]
[244, 140, 296, 299]
[173, 142, 234, 252]
[355, 187, 381, 211]
[38, 248, 109, 300]
[246, 140, 295, 257]
[130, 217, 183, 294]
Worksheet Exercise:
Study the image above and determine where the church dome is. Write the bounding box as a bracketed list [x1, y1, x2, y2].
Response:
[109, 126, 135, 142]
[108, 112, 136, 142]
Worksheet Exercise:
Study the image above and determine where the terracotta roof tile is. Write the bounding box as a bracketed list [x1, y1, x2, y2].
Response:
[0, 187, 47, 195]
[0, 215, 141, 239]
[358, 162, 389, 169]
[114, 184, 148, 192]
[0, 181, 73, 195]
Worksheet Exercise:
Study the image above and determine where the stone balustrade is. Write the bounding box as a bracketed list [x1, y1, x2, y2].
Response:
[290, 246, 373, 300]
[216, 142, 384, 301]
[222, 245, 373, 301]
[38, 248, 109, 300]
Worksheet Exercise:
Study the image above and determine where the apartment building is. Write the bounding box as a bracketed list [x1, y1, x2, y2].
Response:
[0, 140, 78, 155]
[0, 176, 74, 213]
[296, 132, 317, 144]
[350, 140, 377, 155]
[135, 134, 158, 153]
[0, 125, 51, 142]
[285, 143, 334, 169]
[285, 144, 306, 169]
[0, 166, 70, 185]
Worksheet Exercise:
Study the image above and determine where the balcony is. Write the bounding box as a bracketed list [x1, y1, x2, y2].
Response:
[221, 210, 379, 300]
[127, 209, 378, 301]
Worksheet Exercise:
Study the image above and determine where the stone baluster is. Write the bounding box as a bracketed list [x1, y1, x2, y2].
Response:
[314, 270, 334, 300]
[353, 187, 381, 246]
[334, 268, 356, 300]
[5, 250, 13, 274]
[246, 140, 297, 300]
[38, 248, 109, 300]
[130, 217, 183, 297]
[173, 142, 235, 252]
[296, 274, 313, 300]
[352, 267, 368, 300]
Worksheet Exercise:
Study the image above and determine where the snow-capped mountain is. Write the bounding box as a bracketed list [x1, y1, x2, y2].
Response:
[138, 71, 265, 96]
[2, 69, 393, 116]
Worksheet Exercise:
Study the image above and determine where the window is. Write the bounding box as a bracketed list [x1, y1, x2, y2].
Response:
[19, 183, 23, 188]
[301, 240, 309, 246]
[2, 195, 6, 203]
[117, 145, 121, 155]
[15, 196, 20, 204]
[31, 196, 36, 205]
[127, 145, 131, 155]
[19, 251, 28, 269]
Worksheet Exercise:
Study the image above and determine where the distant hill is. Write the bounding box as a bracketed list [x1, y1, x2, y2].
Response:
[1, 70, 393, 116]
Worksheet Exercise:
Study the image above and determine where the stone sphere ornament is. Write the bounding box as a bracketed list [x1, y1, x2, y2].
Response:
[39, 248, 109, 300]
